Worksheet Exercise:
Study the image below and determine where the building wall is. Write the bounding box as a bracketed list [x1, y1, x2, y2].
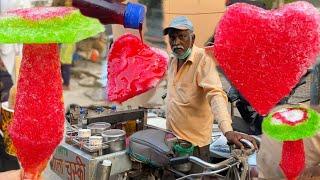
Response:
[163, 0, 226, 48]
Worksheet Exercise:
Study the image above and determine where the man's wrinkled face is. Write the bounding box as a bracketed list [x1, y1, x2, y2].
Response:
[168, 29, 195, 56]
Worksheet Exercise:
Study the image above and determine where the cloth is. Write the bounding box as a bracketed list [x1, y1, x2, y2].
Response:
[0, 44, 22, 77]
[257, 134, 320, 179]
[0, 58, 18, 172]
[61, 64, 72, 86]
[0, 0, 29, 81]
[101, 60, 108, 87]
[310, 58, 320, 106]
[0, 58, 13, 103]
[60, 43, 75, 65]
[0, 135, 20, 172]
[166, 45, 232, 147]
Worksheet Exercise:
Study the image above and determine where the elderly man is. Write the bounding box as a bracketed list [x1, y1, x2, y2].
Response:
[163, 16, 257, 173]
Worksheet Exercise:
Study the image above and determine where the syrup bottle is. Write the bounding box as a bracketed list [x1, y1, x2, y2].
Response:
[72, 0, 145, 30]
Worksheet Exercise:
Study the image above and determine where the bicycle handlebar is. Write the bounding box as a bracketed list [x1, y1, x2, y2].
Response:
[170, 138, 256, 170]
[170, 156, 238, 170]
[240, 138, 256, 149]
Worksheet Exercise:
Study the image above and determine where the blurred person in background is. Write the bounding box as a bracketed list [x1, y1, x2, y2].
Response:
[52, 0, 76, 90]
[59, 44, 76, 90]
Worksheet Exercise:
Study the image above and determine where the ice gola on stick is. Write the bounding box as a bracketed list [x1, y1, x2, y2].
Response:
[212, 1, 320, 115]
[263, 106, 320, 179]
[107, 34, 168, 103]
[0, 7, 104, 179]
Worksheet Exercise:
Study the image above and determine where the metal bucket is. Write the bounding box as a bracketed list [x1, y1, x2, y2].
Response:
[0, 102, 17, 156]
[87, 122, 111, 135]
[102, 129, 126, 153]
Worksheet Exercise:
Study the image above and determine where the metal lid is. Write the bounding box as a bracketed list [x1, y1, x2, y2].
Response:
[89, 136, 103, 140]
[102, 129, 126, 138]
[87, 122, 111, 130]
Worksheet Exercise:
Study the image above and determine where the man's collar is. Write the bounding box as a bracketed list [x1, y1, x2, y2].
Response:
[186, 45, 196, 63]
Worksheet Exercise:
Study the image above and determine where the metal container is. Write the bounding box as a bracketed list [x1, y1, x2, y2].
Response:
[89, 136, 103, 149]
[87, 122, 111, 135]
[50, 143, 132, 180]
[173, 140, 194, 173]
[78, 129, 91, 138]
[102, 129, 126, 153]
[97, 160, 112, 180]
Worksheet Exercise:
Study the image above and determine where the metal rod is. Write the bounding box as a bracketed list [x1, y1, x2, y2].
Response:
[188, 156, 238, 170]
[176, 162, 240, 180]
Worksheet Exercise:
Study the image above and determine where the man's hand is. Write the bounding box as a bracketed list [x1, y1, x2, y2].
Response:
[0, 170, 21, 180]
[225, 131, 258, 149]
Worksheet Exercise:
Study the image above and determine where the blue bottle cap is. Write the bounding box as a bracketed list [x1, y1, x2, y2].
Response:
[96, 106, 104, 113]
[124, 2, 145, 29]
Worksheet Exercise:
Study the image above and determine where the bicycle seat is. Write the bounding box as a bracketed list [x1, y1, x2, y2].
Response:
[128, 129, 175, 167]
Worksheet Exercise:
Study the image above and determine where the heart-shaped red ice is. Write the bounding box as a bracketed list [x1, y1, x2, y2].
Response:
[107, 34, 168, 103]
[213, 2, 320, 115]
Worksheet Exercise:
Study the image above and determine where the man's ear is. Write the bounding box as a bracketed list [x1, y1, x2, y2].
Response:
[191, 33, 195, 40]
[192, 34, 196, 44]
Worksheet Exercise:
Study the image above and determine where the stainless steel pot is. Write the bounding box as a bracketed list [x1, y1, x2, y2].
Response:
[102, 129, 126, 153]
[87, 122, 111, 135]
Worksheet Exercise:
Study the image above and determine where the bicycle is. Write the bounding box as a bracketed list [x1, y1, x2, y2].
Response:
[128, 127, 257, 180]
[168, 139, 256, 180]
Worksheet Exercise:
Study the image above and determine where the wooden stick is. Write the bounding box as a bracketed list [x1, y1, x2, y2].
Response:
[14, 55, 21, 84]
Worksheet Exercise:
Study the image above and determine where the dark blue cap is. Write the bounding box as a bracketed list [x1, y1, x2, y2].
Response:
[124, 2, 145, 29]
